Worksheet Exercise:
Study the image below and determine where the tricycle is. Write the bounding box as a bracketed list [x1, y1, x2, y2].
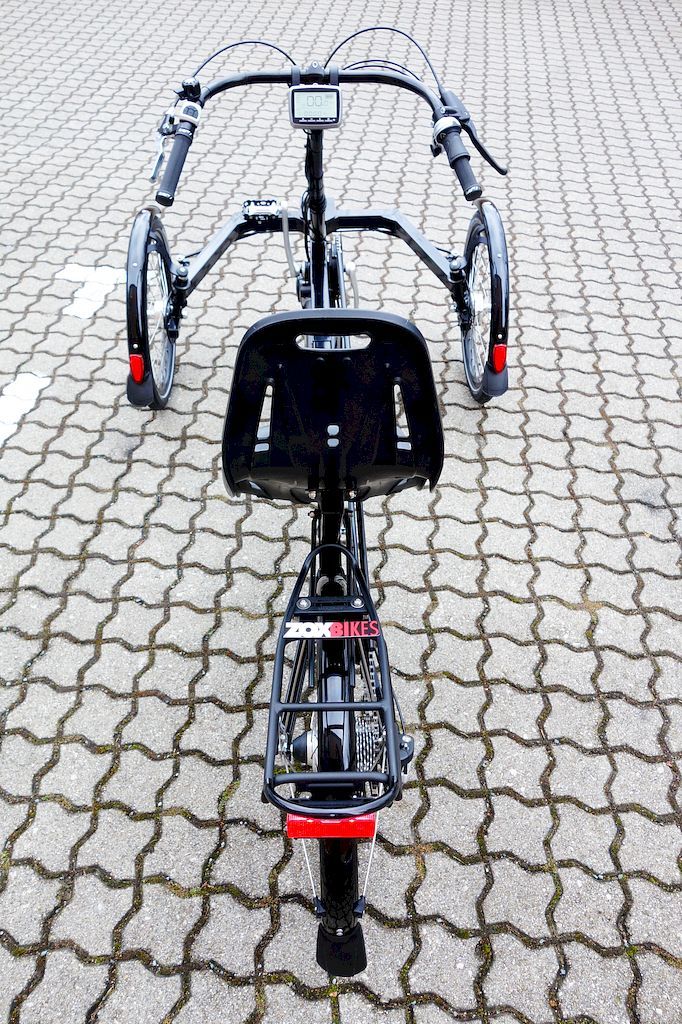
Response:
[125, 26, 509, 976]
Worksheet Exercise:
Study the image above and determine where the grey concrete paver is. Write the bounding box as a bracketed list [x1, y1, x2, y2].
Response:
[20, 951, 109, 1024]
[51, 874, 131, 955]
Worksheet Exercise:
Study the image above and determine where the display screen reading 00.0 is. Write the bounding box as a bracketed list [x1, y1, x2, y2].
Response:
[291, 88, 340, 124]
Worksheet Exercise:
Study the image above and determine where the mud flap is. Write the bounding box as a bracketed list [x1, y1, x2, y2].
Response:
[126, 372, 155, 408]
[481, 363, 508, 398]
[316, 922, 367, 977]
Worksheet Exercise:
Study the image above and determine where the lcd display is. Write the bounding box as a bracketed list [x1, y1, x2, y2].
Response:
[293, 90, 339, 121]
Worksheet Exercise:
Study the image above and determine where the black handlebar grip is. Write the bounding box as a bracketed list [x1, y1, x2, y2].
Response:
[156, 124, 194, 207]
[440, 128, 482, 201]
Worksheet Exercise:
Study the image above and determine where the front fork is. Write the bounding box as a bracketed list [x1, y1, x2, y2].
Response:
[168, 259, 191, 340]
[449, 254, 472, 330]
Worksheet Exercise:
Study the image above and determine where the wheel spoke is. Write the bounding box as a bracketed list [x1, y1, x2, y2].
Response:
[465, 242, 492, 389]
[145, 249, 172, 395]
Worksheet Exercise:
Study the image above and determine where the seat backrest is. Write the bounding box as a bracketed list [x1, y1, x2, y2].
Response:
[222, 309, 444, 503]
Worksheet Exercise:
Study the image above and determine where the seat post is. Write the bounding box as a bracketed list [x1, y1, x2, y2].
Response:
[318, 489, 345, 595]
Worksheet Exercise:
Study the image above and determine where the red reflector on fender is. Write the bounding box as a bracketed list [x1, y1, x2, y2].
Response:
[129, 354, 145, 383]
[492, 343, 507, 373]
[287, 813, 377, 840]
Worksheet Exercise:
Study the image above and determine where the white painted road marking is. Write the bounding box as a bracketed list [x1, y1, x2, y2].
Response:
[56, 264, 126, 318]
[0, 372, 51, 444]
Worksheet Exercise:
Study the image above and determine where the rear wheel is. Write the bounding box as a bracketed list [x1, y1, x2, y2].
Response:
[316, 836, 365, 977]
[315, 556, 366, 977]
[319, 837, 359, 934]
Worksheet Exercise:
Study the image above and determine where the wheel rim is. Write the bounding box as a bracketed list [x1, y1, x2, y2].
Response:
[466, 241, 492, 388]
[145, 249, 172, 394]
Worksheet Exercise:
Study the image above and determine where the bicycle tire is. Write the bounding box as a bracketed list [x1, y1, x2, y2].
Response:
[126, 209, 177, 409]
[315, 633, 366, 975]
[319, 837, 359, 933]
[460, 202, 509, 404]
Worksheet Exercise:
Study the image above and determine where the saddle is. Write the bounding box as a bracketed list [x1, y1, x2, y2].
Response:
[222, 308, 444, 503]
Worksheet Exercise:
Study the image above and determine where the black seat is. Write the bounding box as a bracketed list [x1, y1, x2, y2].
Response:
[222, 309, 444, 503]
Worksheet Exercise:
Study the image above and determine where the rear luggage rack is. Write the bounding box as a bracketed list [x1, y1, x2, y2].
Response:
[263, 542, 405, 817]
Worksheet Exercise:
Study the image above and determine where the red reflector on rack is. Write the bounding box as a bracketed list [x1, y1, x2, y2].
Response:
[286, 813, 377, 840]
[491, 343, 507, 373]
[129, 354, 145, 383]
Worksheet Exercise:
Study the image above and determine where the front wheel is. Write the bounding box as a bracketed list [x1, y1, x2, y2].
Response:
[460, 200, 510, 404]
[126, 209, 178, 409]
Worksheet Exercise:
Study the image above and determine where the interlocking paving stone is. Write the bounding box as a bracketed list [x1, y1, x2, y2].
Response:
[338, 993, 407, 1024]
[560, 943, 632, 1024]
[96, 961, 182, 1024]
[0, 946, 36, 1021]
[77, 809, 155, 880]
[637, 953, 682, 1024]
[263, 985, 331, 1024]
[0, 735, 53, 798]
[554, 867, 623, 948]
[174, 973, 256, 1023]
[627, 880, 682, 959]
[12, 803, 91, 873]
[1, 0, 681, 1019]
[19, 951, 109, 1024]
[0, 865, 61, 945]
[413, 852, 484, 928]
[409, 924, 478, 1008]
[484, 935, 558, 1020]
[485, 794, 553, 866]
[192, 893, 269, 976]
[52, 874, 131, 955]
[123, 886, 203, 965]
[211, 824, 283, 898]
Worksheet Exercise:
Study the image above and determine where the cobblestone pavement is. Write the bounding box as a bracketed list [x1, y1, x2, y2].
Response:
[1, 0, 681, 1021]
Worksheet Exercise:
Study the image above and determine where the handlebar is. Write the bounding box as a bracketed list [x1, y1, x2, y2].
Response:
[156, 124, 194, 206]
[432, 117, 482, 200]
[199, 66, 446, 118]
[154, 65, 506, 206]
[155, 100, 201, 206]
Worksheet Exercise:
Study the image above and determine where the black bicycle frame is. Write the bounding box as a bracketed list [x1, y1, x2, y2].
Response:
[306, 129, 328, 306]
[174, 201, 455, 300]
[170, 66, 459, 307]
[187, 79, 413, 815]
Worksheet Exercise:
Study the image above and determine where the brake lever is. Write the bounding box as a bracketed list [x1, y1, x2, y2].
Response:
[149, 108, 178, 183]
[150, 136, 167, 182]
[460, 121, 508, 176]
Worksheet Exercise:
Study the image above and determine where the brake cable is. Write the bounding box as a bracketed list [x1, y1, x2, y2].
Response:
[326, 26, 444, 93]
[342, 58, 423, 81]
[280, 207, 299, 278]
[192, 39, 296, 77]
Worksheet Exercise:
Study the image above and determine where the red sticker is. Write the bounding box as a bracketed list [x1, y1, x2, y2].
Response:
[283, 619, 380, 640]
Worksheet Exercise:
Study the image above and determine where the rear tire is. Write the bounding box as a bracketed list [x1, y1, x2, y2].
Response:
[315, 610, 365, 975]
[319, 838, 358, 934]
[317, 839, 366, 977]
